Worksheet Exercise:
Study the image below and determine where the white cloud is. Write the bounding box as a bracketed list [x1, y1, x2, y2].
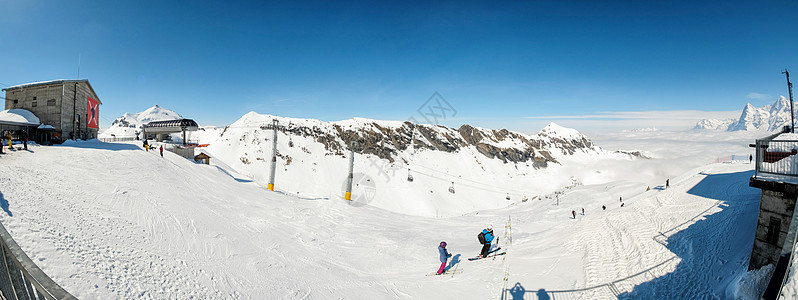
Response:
[747, 92, 771, 101]
[521, 110, 740, 133]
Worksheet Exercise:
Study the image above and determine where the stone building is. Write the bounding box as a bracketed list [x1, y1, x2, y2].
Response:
[748, 130, 798, 297]
[2, 79, 102, 143]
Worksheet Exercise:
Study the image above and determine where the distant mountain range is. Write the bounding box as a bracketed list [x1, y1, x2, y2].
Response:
[694, 96, 794, 131]
[99, 105, 183, 138]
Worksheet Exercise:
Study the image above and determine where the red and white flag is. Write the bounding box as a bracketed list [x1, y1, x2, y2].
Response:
[87, 97, 99, 129]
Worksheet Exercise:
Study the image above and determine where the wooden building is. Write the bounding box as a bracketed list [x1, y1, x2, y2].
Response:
[2, 79, 102, 143]
[194, 152, 211, 164]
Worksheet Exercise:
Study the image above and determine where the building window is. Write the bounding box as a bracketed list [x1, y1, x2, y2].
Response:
[32, 96, 36, 100]
[31, 101, 37, 107]
[13, 100, 18, 106]
[47, 99, 56, 106]
[768, 216, 781, 244]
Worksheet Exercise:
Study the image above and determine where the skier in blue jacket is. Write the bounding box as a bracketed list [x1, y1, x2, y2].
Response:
[437, 241, 452, 275]
[479, 225, 494, 258]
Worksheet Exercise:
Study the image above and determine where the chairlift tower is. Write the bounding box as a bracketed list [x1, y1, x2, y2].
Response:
[345, 141, 355, 201]
[288, 121, 294, 147]
[267, 119, 278, 191]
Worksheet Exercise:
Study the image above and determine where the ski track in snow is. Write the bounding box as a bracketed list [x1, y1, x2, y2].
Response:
[499, 164, 759, 299]
[0, 141, 762, 299]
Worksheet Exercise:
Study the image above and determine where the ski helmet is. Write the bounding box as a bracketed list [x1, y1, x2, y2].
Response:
[487, 225, 493, 231]
[440, 241, 447, 248]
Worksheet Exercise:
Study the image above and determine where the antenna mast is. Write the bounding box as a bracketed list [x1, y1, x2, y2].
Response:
[785, 69, 795, 133]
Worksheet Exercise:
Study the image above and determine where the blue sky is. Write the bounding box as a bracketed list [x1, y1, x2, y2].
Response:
[1, 0, 796, 133]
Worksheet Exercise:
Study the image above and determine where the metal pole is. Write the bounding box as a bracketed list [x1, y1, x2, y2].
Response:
[784, 69, 795, 133]
[345, 141, 355, 201]
[267, 119, 278, 191]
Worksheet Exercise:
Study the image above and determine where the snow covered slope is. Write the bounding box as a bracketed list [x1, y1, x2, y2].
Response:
[695, 96, 794, 131]
[195, 113, 635, 217]
[100, 105, 183, 138]
[0, 139, 761, 298]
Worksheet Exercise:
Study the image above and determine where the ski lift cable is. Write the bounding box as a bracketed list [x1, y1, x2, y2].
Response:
[410, 168, 531, 196]
[404, 162, 525, 193]
[408, 163, 532, 194]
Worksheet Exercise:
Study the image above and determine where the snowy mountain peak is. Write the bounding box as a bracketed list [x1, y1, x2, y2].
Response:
[100, 105, 184, 138]
[696, 95, 794, 132]
[136, 105, 182, 124]
[539, 122, 583, 139]
[773, 96, 790, 109]
[216, 112, 610, 171]
[693, 118, 734, 130]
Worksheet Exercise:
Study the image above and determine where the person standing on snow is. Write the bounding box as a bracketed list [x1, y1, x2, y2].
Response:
[478, 225, 495, 258]
[750, 154, 753, 164]
[5, 131, 12, 150]
[572, 210, 576, 219]
[159, 145, 163, 157]
[143, 139, 149, 151]
[437, 241, 452, 275]
[666, 179, 670, 189]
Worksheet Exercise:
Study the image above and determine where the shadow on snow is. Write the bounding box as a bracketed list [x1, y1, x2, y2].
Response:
[213, 166, 254, 183]
[501, 170, 760, 299]
[0, 191, 11, 217]
[56, 140, 141, 151]
[447, 254, 462, 271]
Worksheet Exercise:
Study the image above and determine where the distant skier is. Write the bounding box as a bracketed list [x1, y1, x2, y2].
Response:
[602, 205, 606, 210]
[749, 154, 753, 164]
[619, 196, 622, 202]
[581, 208, 584, 215]
[159, 145, 163, 157]
[478, 225, 494, 258]
[143, 140, 149, 151]
[5, 131, 12, 150]
[437, 241, 452, 275]
[22, 132, 27, 150]
[572, 210, 576, 219]
[621, 203, 625, 207]
[666, 179, 670, 189]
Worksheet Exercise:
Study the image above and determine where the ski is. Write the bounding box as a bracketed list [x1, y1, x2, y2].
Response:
[426, 269, 463, 276]
[468, 251, 506, 261]
[467, 247, 502, 261]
